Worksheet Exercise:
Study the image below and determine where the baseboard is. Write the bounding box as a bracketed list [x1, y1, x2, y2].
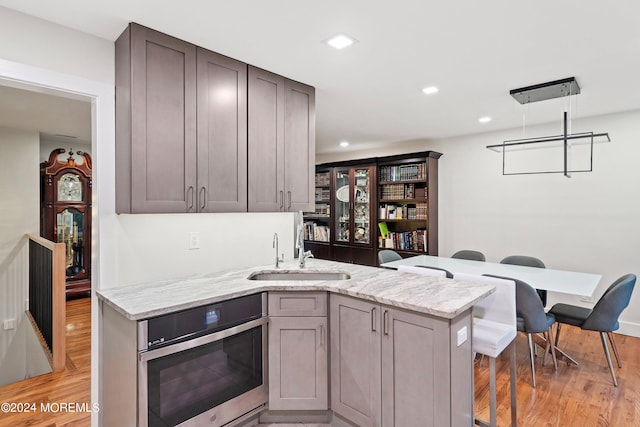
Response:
[258, 409, 332, 424]
[616, 321, 640, 338]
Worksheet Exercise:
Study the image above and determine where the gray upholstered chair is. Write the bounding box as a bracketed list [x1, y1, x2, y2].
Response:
[549, 274, 636, 387]
[451, 249, 486, 262]
[486, 274, 557, 387]
[378, 249, 402, 266]
[500, 255, 547, 307]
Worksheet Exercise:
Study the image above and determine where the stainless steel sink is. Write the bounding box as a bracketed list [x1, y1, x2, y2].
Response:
[248, 271, 350, 281]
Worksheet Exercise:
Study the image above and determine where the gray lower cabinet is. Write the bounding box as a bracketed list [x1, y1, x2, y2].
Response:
[268, 292, 328, 410]
[248, 66, 315, 212]
[330, 294, 473, 427]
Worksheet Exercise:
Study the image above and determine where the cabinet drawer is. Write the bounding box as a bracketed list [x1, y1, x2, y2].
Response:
[268, 292, 327, 317]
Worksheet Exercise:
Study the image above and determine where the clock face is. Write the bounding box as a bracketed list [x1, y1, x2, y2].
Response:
[58, 173, 83, 202]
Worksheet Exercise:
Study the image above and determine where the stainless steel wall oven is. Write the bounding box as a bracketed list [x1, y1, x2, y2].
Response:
[137, 293, 267, 426]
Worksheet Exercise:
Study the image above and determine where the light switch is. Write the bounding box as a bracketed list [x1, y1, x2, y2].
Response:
[189, 231, 200, 250]
[3, 319, 16, 330]
[456, 326, 468, 347]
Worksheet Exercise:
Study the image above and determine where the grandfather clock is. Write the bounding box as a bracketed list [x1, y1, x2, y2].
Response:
[41, 148, 92, 298]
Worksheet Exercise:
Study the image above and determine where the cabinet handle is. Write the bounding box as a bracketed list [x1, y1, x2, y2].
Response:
[319, 324, 325, 347]
[199, 187, 206, 211]
[287, 191, 292, 210]
[383, 310, 389, 335]
[279, 190, 284, 211]
[187, 186, 194, 212]
[371, 307, 377, 332]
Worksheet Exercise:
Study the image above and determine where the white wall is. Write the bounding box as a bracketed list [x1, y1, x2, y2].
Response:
[319, 109, 640, 335]
[0, 126, 41, 382]
[40, 138, 92, 164]
[0, 6, 113, 84]
[113, 213, 296, 287]
[436, 110, 640, 334]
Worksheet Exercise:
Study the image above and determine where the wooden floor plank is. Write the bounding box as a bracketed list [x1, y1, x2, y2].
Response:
[474, 327, 640, 426]
[2, 298, 640, 426]
[0, 298, 91, 427]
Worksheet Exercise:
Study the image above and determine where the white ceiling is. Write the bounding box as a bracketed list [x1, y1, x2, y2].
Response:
[0, 84, 91, 144]
[0, 0, 638, 155]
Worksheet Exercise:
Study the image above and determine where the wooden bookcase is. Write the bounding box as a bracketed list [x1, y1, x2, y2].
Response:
[376, 151, 441, 260]
[305, 152, 441, 267]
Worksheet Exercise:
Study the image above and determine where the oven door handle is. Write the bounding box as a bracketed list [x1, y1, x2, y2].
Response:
[139, 317, 268, 362]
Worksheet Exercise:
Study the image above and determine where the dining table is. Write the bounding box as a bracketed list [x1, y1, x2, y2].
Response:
[381, 254, 602, 298]
[381, 254, 603, 366]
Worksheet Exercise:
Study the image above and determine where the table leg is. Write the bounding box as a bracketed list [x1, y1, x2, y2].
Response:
[531, 333, 579, 366]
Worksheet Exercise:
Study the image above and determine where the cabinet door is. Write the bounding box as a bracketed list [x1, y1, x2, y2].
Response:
[127, 24, 197, 213]
[269, 316, 328, 410]
[330, 294, 381, 427]
[248, 66, 285, 212]
[284, 79, 315, 212]
[196, 48, 247, 212]
[381, 307, 450, 427]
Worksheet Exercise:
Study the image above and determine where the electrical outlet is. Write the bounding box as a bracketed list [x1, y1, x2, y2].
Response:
[456, 326, 468, 346]
[189, 231, 200, 250]
[3, 319, 16, 330]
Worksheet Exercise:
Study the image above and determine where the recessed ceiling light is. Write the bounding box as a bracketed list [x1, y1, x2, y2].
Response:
[478, 116, 492, 123]
[339, 141, 350, 147]
[422, 86, 439, 95]
[326, 34, 355, 50]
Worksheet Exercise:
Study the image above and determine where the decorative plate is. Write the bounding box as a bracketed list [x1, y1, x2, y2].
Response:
[336, 185, 350, 203]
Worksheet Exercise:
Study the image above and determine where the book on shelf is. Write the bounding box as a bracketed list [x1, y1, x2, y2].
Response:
[304, 221, 330, 242]
[315, 172, 330, 186]
[379, 163, 427, 181]
[380, 203, 423, 220]
[378, 222, 389, 239]
[377, 229, 427, 252]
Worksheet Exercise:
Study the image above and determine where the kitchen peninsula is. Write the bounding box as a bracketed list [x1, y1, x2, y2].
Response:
[99, 259, 494, 427]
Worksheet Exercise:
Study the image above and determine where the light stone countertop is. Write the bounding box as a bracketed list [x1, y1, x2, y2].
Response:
[97, 258, 495, 321]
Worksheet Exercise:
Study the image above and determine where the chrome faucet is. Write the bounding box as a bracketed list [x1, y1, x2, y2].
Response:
[297, 222, 314, 268]
[273, 233, 284, 268]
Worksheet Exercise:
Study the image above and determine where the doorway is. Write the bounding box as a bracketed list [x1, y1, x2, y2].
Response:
[0, 57, 114, 426]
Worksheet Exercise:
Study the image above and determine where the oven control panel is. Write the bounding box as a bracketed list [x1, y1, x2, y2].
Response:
[139, 292, 265, 351]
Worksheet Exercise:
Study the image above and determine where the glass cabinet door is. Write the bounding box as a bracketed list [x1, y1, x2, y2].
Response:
[334, 169, 350, 243]
[56, 208, 87, 278]
[353, 168, 371, 244]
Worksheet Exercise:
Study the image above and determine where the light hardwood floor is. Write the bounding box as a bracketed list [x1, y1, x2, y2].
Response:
[0, 297, 91, 427]
[1, 298, 639, 426]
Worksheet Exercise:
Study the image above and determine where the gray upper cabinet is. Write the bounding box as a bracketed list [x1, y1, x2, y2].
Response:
[116, 23, 248, 213]
[196, 48, 247, 212]
[116, 23, 314, 214]
[248, 66, 315, 212]
[116, 23, 197, 213]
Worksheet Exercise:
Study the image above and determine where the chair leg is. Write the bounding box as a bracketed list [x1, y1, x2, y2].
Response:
[600, 332, 618, 387]
[607, 332, 622, 368]
[509, 341, 517, 427]
[489, 356, 497, 427]
[527, 333, 537, 387]
[555, 323, 562, 347]
[547, 326, 558, 370]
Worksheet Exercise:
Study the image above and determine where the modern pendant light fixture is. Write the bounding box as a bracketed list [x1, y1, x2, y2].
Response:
[486, 77, 610, 177]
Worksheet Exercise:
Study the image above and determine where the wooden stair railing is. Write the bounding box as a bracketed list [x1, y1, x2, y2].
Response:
[26, 234, 66, 372]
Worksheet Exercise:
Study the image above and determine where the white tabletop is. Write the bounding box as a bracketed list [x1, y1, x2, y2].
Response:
[381, 255, 602, 298]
